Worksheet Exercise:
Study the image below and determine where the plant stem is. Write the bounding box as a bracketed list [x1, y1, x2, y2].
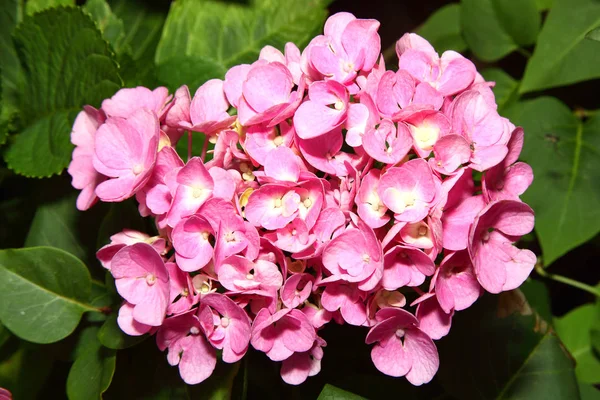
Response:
[535, 263, 600, 297]
[200, 137, 209, 163]
[517, 47, 532, 58]
[187, 131, 192, 161]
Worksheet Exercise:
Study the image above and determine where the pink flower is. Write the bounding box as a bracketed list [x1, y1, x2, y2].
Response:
[433, 251, 481, 314]
[322, 220, 383, 291]
[166, 262, 199, 315]
[102, 86, 171, 119]
[482, 127, 533, 202]
[362, 119, 413, 164]
[110, 243, 170, 326]
[172, 215, 214, 272]
[280, 337, 326, 385]
[320, 281, 367, 326]
[251, 308, 317, 361]
[294, 80, 349, 139]
[218, 255, 283, 295]
[415, 294, 453, 340]
[117, 302, 152, 336]
[382, 245, 435, 290]
[68, 106, 106, 210]
[378, 159, 438, 222]
[281, 273, 314, 309]
[469, 200, 536, 293]
[356, 169, 390, 229]
[201, 293, 252, 363]
[93, 109, 160, 202]
[97, 229, 166, 270]
[156, 311, 216, 385]
[245, 185, 302, 230]
[178, 79, 235, 135]
[366, 307, 439, 385]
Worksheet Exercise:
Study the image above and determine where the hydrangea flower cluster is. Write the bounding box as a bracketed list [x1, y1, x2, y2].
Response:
[68, 12, 535, 386]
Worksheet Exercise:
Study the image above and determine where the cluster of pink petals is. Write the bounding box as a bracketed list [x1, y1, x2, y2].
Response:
[69, 12, 535, 387]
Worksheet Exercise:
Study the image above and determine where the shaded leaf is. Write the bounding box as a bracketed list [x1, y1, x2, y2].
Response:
[491, 0, 541, 46]
[0, 247, 97, 344]
[555, 304, 600, 384]
[461, 0, 517, 61]
[96, 198, 147, 249]
[438, 293, 579, 399]
[503, 97, 600, 265]
[417, 4, 467, 54]
[3, 7, 120, 177]
[535, 0, 554, 10]
[67, 326, 116, 400]
[0, 342, 54, 400]
[155, 0, 328, 91]
[98, 313, 147, 350]
[481, 68, 519, 113]
[521, 0, 600, 93]
[0, 0, 22, 131]
[24, 194, 87, 261]
[580, 383, 600, 400]
[586, 26, 600, 42]
[317, 384, 366, 400]
[521, 279, 553, 323]
[83, 0, 126, 53]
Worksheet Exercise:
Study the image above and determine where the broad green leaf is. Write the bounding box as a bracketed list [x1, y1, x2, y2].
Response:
[155, 0, 328, 91]
[67, 326, 116, 400]
[3, 7, 120, 177]
[555, 304, 600, 384]
[317, 384, 367, 400]
[96, 199, 147, 249]
[461, 0, 517, 61]
[83, 0, 125, 53]
[0, 247, 97, 344]
[98, 313, 147, 349]
[0, 0, 23, 136]
[24, 194, 87, 261]
[480, 68, 520, 112]
[0, 343, 54, 400]
[25, 0, 73, 15]
[438, 293, 579, 399]
[417, 4, 467, 54]
[491, 0, 541, 46]
[503, 98, 600, 265]
[87, 280, 113, 323]
[520, 0, 600, 93]
[520, 279, 553, 323]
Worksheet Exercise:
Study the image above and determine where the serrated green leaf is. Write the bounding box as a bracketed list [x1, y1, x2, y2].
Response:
[0, 247, 97, 344]
[67, 326, 116, 400]
[155, 0, 328, 91]
[438, 293, 579, 399]
[24, 194, 87, 261]
[25, 0, 73, 15]
[84, 0, 126, 53]
[480, 68, 520, 113]
[98, 313, 147, 350]
[521, 0, 600, 93]
[3, 7, 120, 177]
[317, 384, 366, 400]
[417, 4, 467, 54]
[503, 98, 600, 265]
[555, 304, 600, 384]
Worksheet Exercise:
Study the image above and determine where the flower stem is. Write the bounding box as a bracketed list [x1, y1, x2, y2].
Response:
[187, 131, 192, 161]
[535, 263, 600, 297]
[200, 137, 208, 163]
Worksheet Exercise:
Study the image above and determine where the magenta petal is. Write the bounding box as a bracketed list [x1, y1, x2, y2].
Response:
[403, 328, 439, 385]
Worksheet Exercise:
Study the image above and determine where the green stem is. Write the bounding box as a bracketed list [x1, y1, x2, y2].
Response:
[535, 264, 600, 297]
[517, 47, 532, 58]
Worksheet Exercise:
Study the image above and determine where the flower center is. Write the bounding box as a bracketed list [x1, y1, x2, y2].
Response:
[418, 226, 428, 236]
[190, 326, 200, 336]
[221, 317, 230, 328]
[273, 136, 284, 146]
[334, 100, 344, 111]
[145, 274, 156, 286]
[395, 328, 405, 338]
[132, 164, 144, 175]
[274, 198, 283, 208]
[303, 198, 312, 208]
[192, 187, 203, 198]
[202, 231, 210, 240]
[362, 253, 370, 263]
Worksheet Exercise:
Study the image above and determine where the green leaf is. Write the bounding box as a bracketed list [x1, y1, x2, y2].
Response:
[461, 0, 540, 61]
[67, 326, 116, 400]
[503, 97, 600, 265]
[520, 0, 600, 93]
[87, 280, 113, 323]
[98, 313, 147, 350]
[96, 199, 147, 249]
[3, 7, 120, 177]
[491, 0, 541, 46]
[580, 383, 600, 400]
[0, 247, 97, 344]
[417, 4, 467, 54]
[480, 68, 520, 113]
[188, 361, 241, 400]
[83, 0, 126, 53]
[535, 0, 554, 10]
[155, 0, 329, 91]
[0, 0, 22, 126]
[24, 194, 86, 261]
[520, 279, 553, 323]
[25, 0, 74, 15]
[317, 384, 367, 400]
[555, 304, 600, 384]
[438, 293, 579, 399]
